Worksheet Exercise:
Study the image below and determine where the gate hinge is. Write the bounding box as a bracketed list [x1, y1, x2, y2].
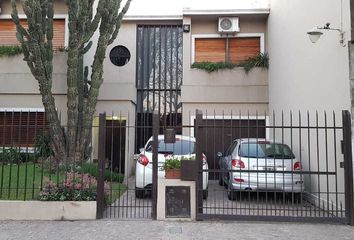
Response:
[340, 162, 345, 168]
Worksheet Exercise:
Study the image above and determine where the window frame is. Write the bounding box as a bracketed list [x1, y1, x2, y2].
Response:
[191, 33, 265, 64]
[0, 14, 69, 47]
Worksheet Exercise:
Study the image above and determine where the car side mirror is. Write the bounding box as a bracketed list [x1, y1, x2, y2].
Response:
[217, 152, 223, 157]
[139, 148, 145, 153]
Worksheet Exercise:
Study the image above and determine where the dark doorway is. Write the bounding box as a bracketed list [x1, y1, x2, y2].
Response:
[199, 119, 266, 179]
[105, 120, 126, 174]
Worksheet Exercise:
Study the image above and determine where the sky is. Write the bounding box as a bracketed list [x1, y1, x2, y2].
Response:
[125, 0, 270, 16]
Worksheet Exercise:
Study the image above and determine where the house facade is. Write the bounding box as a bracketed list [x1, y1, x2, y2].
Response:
[0, 0, 351, 178]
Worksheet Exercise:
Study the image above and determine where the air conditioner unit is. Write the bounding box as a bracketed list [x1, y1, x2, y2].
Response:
[218, 17, 240, 33]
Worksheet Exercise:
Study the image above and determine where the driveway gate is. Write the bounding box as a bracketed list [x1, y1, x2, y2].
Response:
[195, 110, 354, 225]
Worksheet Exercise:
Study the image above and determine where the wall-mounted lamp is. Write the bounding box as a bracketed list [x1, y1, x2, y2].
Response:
[307, 23, 345, 47]
[183, 24, 190, 33]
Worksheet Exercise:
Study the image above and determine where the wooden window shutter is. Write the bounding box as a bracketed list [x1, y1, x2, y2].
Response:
[195, 38, 226, 63]
[0, 112, 49, 147]
[229, 37, 260, 64]
[0, 19, 65, 49]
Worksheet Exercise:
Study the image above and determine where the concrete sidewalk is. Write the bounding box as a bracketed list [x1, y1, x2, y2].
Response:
[0, 220, 354, 240]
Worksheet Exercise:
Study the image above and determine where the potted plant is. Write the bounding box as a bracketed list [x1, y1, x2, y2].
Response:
[162, 157, 182, 179]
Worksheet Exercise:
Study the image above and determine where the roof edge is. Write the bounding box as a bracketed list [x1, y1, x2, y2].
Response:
[123, 15, 183, 21]
[183, 8, 270, 15]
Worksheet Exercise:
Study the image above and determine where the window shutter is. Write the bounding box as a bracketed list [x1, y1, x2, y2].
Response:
[229, 37, 260, 64]
[0, 112, 49, 147]
[0, 19, 65, 49]
[195, 38, 226, 63]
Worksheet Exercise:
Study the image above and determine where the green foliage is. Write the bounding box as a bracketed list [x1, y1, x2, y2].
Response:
[0, 148, 21, 163]
[191, 61, 236, 73]
[180, 156, 196, 161]
[0, 45, 23, 57]
[35, 131, 53, 159]
[0, 148, 36, 163]
[78, 163, 125, 183]
[162, 157, 182, 170]
[238, 53, 269, 74]
[191, 53, 269, 74]
[38, 172, 98, 201]
[0, 163, 125, 201]
[39, 187, 97, 201]
[60, 163, 125, 183]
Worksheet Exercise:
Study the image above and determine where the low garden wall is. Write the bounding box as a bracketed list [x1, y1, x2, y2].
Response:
[0, 201, 96, 220]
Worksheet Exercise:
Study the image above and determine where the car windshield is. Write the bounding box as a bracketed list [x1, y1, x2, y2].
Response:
[239, 142, 295, 159]
[145, 139, 195, 155]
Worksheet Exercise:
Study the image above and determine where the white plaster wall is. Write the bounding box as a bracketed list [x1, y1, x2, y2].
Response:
[268, 0, 351, 209]
[268, 0, 351, 114]
[84, 22, 137, 104]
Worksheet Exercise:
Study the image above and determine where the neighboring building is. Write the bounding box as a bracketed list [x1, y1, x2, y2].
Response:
[0, 0, 351, 178]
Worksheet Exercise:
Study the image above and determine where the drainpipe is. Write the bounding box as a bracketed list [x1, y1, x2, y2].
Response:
[350, 1, 354, 132]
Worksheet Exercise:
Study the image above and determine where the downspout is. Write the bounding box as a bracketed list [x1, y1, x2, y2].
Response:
[350, 0, 354, 130]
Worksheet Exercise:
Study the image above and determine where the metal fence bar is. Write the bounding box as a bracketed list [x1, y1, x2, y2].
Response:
[195, 109, 203, 219]
[151, 111, 159, 220]
[342, 110, 354, 225]
[96, 113, 106, 219]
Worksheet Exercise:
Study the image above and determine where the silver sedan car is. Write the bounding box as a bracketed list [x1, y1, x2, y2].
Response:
[218, 139, 304, 200]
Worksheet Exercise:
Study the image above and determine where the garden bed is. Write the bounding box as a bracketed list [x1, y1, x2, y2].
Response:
[0, 163, 126, 203]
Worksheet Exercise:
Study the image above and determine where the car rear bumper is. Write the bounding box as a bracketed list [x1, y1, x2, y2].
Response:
[135, 165, 209, 190]
[230, 173, 304, 192]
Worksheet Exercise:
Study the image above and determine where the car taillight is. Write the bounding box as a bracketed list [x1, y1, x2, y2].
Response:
[138, 154, 149, 166]
[234, 178, 245, 183]
[202, 153, 207, 165]
[293, 161, 301, 171]
[232, 159, 245, 169]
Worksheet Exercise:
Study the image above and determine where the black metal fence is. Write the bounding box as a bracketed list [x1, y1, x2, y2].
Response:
[0, 109, 353, 225]
[0, 111, 127, 220]
[195, 110, 354, 225]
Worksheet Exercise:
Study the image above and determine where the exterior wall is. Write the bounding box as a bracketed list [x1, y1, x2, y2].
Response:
[268, 0, 351, 208]
[182, 15, 269, 124]
[0, 53, 68, 120]
[268, 0, 351, 114]
[0, 0, 67, 15]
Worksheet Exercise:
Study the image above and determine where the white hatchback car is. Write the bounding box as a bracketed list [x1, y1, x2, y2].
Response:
[135, 135, 209, 199]
[219, 139, 304, 200]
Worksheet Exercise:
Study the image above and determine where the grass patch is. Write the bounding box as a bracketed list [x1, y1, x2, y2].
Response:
[0, 163, 64, 200]
[107, 182, 127, 205]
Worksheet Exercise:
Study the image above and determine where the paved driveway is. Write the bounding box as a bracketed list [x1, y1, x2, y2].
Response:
[105, 178, 335, 220]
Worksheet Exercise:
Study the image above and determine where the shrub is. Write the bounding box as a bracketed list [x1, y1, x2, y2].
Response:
[77, 163, 124, 183]
[35, 131, 53, 159]
[238, 52, 269, 73]
[59, 163, 124, 183]
[39, 171, 111, 201]
[0, 45, 23, 57]
[0, 148, 21, 163]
